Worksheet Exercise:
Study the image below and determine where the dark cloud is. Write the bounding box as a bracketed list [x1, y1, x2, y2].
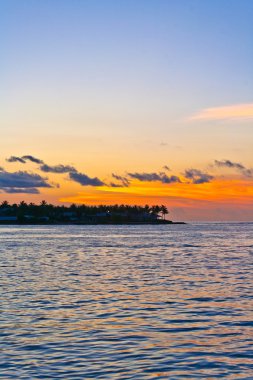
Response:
[165, 175, 181, 183]
[2, 187, 40, 194]
[22, 155, 44, 164]
[214, 159, 245, 170]
[6, 156, 26, 164]
[5, 154, 106, 186]
[6, 155, 79, 174]
[109, 182, 124, 188]
[40, 164, 77, 174]
[214, 159, 253, 178]
[0, 171, 53, 192]
[184, 169, 214, 184]
[69, 171, 104, 186]
[241, 168, 253, 178]
[6, 155, 44, 164]
[163, 165, 170, 171]
[127, 172, 181, 184]
[112, 173, 130, 187]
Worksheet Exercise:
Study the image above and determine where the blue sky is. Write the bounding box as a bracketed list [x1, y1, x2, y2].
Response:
[2, 0, 252, 112]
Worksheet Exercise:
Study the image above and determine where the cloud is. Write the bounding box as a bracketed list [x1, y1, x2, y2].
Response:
[214, 159, 253, 178]
[2, 187, 40, 194]
[5, 154, 109, 186]
[6, 156, 26, 164]
[69, 171, 104, 186]
[6, 154, 79, 174]
[241, 169, 253, 178]
[184, 169, 214, 184]
[6, 155, 44, 164]
[190, 103, 253, 121]
[128, 172, 181, 184]
[0, 170, 53, 193]
[214, 159, 245, 170]
[22, 155, 44, 164]
[112, 173, 130, 187]
[40, 164, 77, 174]
[109, 182, 124, 188]
[163, 165, 170, 171]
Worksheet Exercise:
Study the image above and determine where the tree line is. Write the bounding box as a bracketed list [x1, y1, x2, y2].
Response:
[0, 201, 169, 223]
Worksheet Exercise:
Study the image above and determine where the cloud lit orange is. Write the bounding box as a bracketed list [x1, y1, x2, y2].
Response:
[190, 103, 253, 121]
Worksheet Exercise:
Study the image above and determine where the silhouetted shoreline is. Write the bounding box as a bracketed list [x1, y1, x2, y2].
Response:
[0, 201, 185, 225]
[0, 220, 186, 225]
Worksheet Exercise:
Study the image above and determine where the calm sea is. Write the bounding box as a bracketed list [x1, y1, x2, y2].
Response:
[0, 223, 252, 379]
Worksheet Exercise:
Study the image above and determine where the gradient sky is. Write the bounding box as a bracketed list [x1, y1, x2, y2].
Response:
[1, 0, 253, 220]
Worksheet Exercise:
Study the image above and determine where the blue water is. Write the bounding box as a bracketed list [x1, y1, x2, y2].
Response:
[0, 223, 252, 379]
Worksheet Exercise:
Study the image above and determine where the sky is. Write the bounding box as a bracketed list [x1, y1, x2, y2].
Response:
[1, 0, 253, 221]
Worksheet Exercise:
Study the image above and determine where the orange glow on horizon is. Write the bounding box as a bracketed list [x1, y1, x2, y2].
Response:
[59, 178, 253, 207]
[1, 168, 252, 220]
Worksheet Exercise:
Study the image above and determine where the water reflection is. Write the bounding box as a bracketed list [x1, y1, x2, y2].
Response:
[0, 223, 252, 378]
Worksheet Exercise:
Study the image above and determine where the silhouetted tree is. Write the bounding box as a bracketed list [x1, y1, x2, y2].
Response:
[0, 202, 170, 223]
[161, 205, 169, 220]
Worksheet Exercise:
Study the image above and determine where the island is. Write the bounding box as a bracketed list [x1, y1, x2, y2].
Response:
[0, 201, 185, 225]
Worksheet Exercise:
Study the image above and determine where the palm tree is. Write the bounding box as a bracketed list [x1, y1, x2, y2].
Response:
[19, 201, 28, 209]
[151, 205, 161, 218]
[144, 204, 151, 214]
[161, 205, 169, 220]
[0, 200, 9, 209]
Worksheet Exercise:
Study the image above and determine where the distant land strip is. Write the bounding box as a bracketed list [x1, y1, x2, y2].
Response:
[0, 201, 185, 224]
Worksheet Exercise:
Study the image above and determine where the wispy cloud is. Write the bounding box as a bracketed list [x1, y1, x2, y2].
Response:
[214, 159, 245, 170]
[127, 172, 181, 184]
[214, 159, 253, 178]
[189, 103, 253, 121]
[0, 170, 53, 193]
[2, 187, 40, 194]
[8, 154, 252, 194]
[6, 154, 105, 187]
[22, 155, 44, 164]
[6, 156, 26, 164]
[69, 171, 104, 186]
[6, 155, 44, 164]
[111, 174, 130, 187]
[7, 155, 77, 174]
[109, 182, 125, 188]
[40, 164, 77, 174]
[184, 169, 214, 184]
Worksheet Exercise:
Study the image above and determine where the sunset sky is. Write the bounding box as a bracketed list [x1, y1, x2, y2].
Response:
[1, 0, 253, 220]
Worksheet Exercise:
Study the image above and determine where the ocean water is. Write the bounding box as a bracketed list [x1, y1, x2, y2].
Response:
[0, 223, 252, 379]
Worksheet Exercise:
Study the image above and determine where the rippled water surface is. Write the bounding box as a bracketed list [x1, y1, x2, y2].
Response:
[0, 223, 253, 379]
